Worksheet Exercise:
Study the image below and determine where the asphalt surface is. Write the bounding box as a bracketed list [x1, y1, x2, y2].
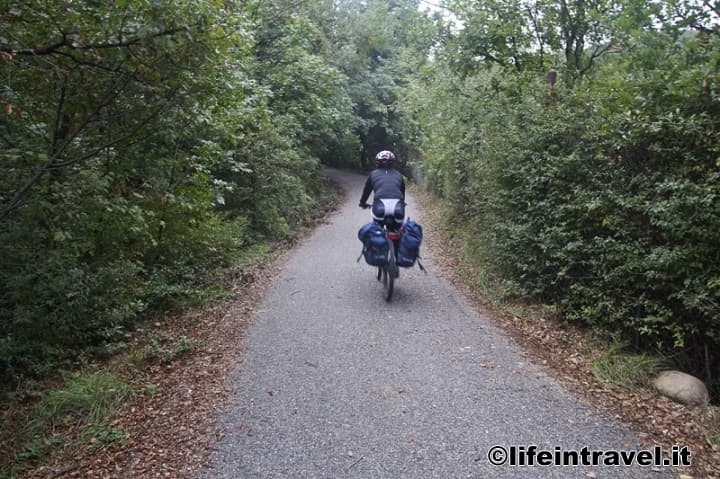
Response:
[204, 169, 673, 479]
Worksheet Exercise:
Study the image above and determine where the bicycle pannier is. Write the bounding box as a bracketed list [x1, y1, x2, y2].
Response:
[358, 222, 389, 266]
[397, 220, 422, 267]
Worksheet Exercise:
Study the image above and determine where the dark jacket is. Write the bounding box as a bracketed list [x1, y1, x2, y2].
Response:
[360, 168, 405, 204]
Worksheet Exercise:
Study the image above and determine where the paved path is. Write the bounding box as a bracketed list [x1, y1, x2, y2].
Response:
[205, 169, 671, 478]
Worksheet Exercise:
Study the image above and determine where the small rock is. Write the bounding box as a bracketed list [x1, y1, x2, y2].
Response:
[652, 370, 709, 406]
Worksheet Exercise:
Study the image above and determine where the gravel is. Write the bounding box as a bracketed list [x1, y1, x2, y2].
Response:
[203, 169, 672, 479]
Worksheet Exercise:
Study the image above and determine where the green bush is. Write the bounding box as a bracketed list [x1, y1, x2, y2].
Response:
[0, 0, 358, 389]
[408, 28, 720, 389]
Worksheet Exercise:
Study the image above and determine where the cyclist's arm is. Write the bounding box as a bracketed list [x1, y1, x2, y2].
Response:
[360, 175, 373, 204]
[400, 176, 406, 201]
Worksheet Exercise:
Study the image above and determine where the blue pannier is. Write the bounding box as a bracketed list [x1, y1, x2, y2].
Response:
[396, 220, 422, 267]
[358, 222, 389, 266]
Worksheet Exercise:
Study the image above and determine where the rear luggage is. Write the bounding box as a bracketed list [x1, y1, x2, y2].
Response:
[358, 222, 389, 266]
[396, 220, 422, 267]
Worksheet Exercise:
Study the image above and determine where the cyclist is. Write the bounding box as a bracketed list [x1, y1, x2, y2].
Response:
[358, 150, 405, 229]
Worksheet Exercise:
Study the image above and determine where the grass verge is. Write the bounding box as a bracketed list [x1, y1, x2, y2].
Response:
[2, 372, 133, 478]
[591, 341, 669, 390]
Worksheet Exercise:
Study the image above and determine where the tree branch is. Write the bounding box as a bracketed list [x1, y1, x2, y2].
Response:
[0, 86, 180, 220]
[51, 76, 67, 157]
[526, 3, 545, 70]
[52, 73, 135, 161]
[46, 107, 164, 170]
[475, 47, 505, 67]
[52, 49, 125, 74]
[0, 130, 16, 149]
[578, 41, 612, 77]
[9, 36, 68, 55]
[702, 0, 720, 18]
[0, 164, 48, 220]
[3, 27, 189, 56]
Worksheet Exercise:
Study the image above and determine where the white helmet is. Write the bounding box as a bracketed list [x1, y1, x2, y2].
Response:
[375, 150, 395, 168]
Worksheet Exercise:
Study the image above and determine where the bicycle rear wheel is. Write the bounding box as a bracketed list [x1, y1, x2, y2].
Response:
[383, 250, 396, 301]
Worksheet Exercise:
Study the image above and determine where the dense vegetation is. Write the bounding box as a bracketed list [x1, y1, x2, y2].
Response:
[2, 0, 718, 396]
[404, 0, 720, 391]
[0, 0, 436, 387]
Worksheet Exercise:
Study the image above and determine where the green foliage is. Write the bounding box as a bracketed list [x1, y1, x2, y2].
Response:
[330, 0, 440, 168]
[3, 0, 714, 408]
[0, 1, 434, 474]
[14, 435, 65, 465]
[0, 0, 369, 387]
[446, 0, 658, 80]
[405, 1, 720, 389]
[142, 332, 195, 364]
[83, 424, 129, 448]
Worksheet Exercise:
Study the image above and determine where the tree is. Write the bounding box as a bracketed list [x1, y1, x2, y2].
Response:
[447, 0, 655, 81]
[329, 0, 438, 167]
[404, 0, 720, 390]
[0, 0, 360, 384]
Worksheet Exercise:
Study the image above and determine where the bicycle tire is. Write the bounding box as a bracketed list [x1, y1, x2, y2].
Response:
[384, 246, 396, 302]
